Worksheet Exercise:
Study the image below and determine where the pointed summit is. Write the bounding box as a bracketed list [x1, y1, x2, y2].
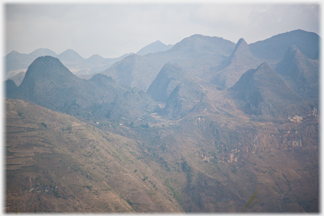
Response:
[146, 63, 193, 103]
[137, 41, 173, 56]
[58, 49, 84, 62]
[279, 44, 305, 66]
[5, 50, 32, 72]
[231, 38, 249, 56]
[28, 48, 57, 58]
[275, 45, 319, 98]
[254, 61, 274, 75]
[230, 62, 304, 118]
[210, 38, 261, 89]
[86, 54, 106, 64]
[146, 62, 206, 119]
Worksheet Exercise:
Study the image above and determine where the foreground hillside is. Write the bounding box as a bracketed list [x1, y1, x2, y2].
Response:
[6, 95, 318, 212]
[5, 98, 182, 213]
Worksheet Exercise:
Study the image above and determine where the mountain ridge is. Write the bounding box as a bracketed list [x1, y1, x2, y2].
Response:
[249, 29, 319, 65]
[137, 40, 173, 56]
[229, 62, 311, 118]
[8, 56, 159, 122]
[102, 34, 236, 91]
[275, 44, 319, 98]
[210, 38, 262, 89]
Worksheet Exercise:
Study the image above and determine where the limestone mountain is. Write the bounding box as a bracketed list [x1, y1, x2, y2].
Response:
[5, 50, 33, 75]
[5, 79, 18, 97]
[161, 81, 207, 119]
[229, 62, 309, 118]
[136, 40, 173, 56]
[57, 49, 84, 63]
[5, 48, 58, 77]
[7, 56, 159, 121]
[8, 71, 26, 86]
[102, 34, 235, 91]
[147, 63, 196, 103]
[169, 34, 234, 58]
[85, 54, 107, 65]
[275, 45, 319, 99]
[101, 54, 144, 88]
[28, 48, 58, 59]
[4, 49, 130, 77]
[210, 38, 262, 89]
[249, 29, 319, 66]
[146, 63, 207, 119]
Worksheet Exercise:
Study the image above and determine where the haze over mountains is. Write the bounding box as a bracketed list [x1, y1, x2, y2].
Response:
[210, 38, 262, 89]
[5, 48, 130, 81]
[5, 40, 174, 82]
[7, 56, 159, 122]
[5, 29, 319, 213]
[136, 40, 173, 56]
[275, 45, 319, 99]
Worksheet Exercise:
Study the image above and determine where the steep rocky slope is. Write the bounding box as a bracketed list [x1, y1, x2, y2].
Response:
[146, 63, 207, 119]
[249, 29, 319, 66]
[102, 34, 235, 91]
[5, 49, 129, 77]
[210, 38, 262, 89]
[5, 79, 18, 97]
[136, 40, 173, 56]
[7, 56, 159, 121]
[5, 98, 182, 213]
[275, 45, 319, 99]
[229, 62, 312, 119]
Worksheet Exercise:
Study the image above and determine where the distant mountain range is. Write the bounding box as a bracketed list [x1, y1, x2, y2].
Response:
[102, 34, 236, 91]
[5, 40, 174, 81]
[101, 29, 319, 92]
[7, 56, 159, 122]
[136, 40, 173, 56]
[5, 29, 320, 213]
[4, 48, 130, 80]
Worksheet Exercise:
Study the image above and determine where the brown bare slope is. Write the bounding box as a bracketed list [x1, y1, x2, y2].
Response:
[5, 98, 182, 213]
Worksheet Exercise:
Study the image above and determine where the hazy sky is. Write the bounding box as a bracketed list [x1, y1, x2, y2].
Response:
[5, 2, 320, 58]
